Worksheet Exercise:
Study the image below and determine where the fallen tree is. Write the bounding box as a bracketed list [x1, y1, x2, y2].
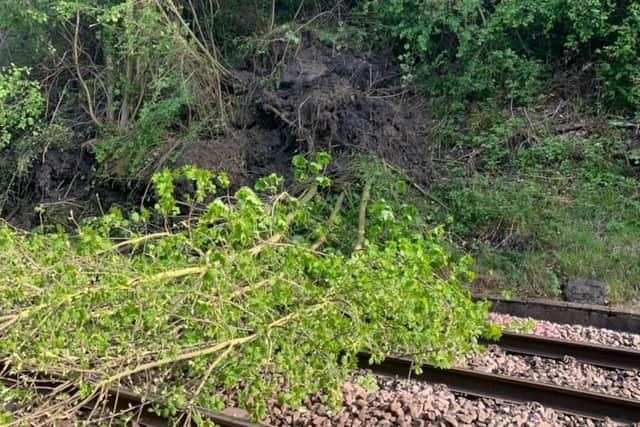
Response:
[0, 154, 493, 423]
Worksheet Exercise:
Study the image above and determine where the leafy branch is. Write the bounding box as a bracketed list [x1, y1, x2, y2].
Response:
[0, 155, 491, 423]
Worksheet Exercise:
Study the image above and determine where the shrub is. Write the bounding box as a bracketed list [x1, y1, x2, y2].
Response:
[364, 0, 640, 109]
[0, 65, 44, 149]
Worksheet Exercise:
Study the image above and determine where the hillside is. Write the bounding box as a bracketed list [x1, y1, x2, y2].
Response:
[0, 0, 639, 423]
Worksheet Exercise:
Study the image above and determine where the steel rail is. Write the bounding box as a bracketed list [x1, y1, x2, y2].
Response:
[488, 331, 640, 371]
[480, 295, 640, 333]
[359, 354, 640, 424]
[0, 364, 264, 427]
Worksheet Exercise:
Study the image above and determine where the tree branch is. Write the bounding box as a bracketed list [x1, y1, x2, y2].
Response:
[73, 11, 101, 127]
[354, 179, 372, 251]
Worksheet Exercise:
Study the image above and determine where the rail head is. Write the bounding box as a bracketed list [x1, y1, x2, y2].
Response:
[485, 331, 640, 371]
[358, 353, 640, 424]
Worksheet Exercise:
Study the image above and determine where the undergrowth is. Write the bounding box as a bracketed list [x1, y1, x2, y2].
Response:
[0, 154, 494, 424]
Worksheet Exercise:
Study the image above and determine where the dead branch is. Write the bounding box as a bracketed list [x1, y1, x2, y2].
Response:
[312, 192, 345, 250]
[73, 11, 102, 127]
[554, 122, 586, 134]
[263, 104, 296, 127]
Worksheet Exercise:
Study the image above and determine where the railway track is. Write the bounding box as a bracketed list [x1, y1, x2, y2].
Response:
[483, 295, 640, 333]
[3, 298, 639, 425]
[487, 331, 640, 370]
[0, 363, 264, 427]
[360, 329, 640, 423]
[356, 298, 640, 424]
[360, 354, 640, 424]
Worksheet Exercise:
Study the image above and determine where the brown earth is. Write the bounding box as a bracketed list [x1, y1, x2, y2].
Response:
[178, 32, 433, 188]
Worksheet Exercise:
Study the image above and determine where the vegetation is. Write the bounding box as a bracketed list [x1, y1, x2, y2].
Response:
[361, 1, 640, 303]
[0, 158, 492, 423]
[1, 0, 639, 422]
[427, 112, 640, 301]
[0, 65, 44, 148]
[364, 0, 640, 109]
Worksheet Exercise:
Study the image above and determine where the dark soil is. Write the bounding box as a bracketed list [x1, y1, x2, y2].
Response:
[2, 143, 141, 229]
[177, 32, 433, 188]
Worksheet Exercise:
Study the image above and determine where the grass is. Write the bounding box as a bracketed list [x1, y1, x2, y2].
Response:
[423, 106, 640, 305]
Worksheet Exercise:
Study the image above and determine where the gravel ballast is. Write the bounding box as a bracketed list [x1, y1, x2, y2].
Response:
[460, 345, 640, 400]
[489, 312, 640, 350]
[231, 314, 640, 426]
[263, 372, 619, 426]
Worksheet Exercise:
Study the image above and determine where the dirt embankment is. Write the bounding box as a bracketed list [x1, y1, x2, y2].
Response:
[4, 33, 433, 227]
[179, 32, 433, 187]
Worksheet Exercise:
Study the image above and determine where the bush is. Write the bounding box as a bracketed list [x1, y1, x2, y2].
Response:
[0, 65, 44, 148]
[364, 0, 640, 109]
[0, 158, 492, 423]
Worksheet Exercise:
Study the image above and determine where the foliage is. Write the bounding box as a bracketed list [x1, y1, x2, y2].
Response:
[0, 156, 492, 423]
[1, 0, 229, 134]
[0, 65, 44, 149]
[354, 373, 380, 391]
[364, 0, 640, 109]
[92, 84, 191, 176]
[426, 111, 640, 302]
[500, 317, 535, 334]
[204, 0, 341, 53]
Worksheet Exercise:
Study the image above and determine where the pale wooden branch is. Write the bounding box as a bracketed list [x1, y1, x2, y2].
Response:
[312, 192, 345, 250]
[354, 179, 372, 251]
[73, 11, 101, 127]
[96, 232, 172, 255]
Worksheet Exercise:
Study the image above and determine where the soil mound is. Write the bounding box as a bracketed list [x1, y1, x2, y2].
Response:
[179, 32, 433, 186]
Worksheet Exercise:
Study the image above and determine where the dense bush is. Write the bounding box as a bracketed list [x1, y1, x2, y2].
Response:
[364, 0, 640, 109]
[0, 0, 228, 132]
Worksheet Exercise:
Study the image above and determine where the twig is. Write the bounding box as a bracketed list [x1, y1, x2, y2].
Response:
[229, 278, 272, 300]
[523, 108, 540, 143]
[96, 302, 329, 388]
[608, 119, 640, 130]
[97, 335, 255, 389]
[263, 103, 296, 127]
[188, 344, 235, 404]
[270, 0, 276, 31]
[73, 11, 101, 127]
[410, 182, 449, 212]
[128, 266, 208, 287]
[96, 232, 172, 255]
[554, 122, 586, 134]
[248, 184, 318, 256]
[130, 186, 318, 284]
